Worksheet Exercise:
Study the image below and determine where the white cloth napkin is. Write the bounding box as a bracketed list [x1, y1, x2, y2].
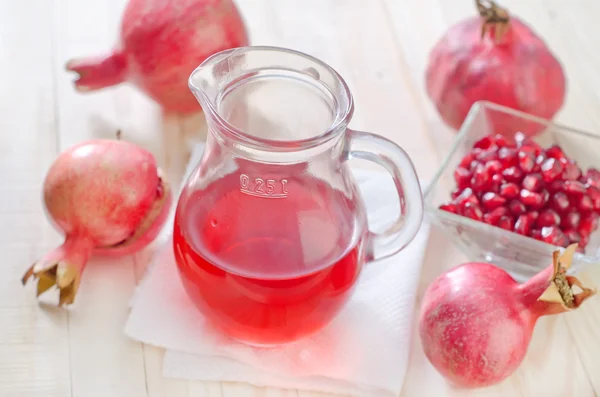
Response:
[125, 143, 430, 397]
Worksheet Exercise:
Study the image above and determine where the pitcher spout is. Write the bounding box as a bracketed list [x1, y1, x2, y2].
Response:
[188, 48, 243, 112]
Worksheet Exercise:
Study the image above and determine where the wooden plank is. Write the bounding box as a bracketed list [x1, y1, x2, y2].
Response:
[561, 267, 600, 394]
[221, 383, 265, 397]
[378, 0, 454, 158]
[0, 0, 72, 396]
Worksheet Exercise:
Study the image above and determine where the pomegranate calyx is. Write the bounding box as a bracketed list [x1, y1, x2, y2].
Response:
[566, 275, 596, 307]
[22, 236, 93, 306]
[103, 170, 170, 250]
[538, 244, 596, 309]
[476, 0, 510, 42]
[22, 259, 81, 306]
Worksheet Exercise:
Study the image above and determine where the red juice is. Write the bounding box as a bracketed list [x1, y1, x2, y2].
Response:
[173, 171, 366, 345]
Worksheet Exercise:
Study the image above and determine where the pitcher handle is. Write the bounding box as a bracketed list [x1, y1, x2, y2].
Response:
[345, 129, 424, 261]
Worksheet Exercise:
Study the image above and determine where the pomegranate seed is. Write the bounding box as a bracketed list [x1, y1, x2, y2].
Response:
[578, 194, 594, 212]
[509, 200, 527, 216]
[490, 173, 504, 192]
[485, 160, 503, 174]
[536, 209, 561, 228]
[499, 183, 520, 199]
[494, 134, 508, 147]
[514, 132, 526, 146]
[540, 226, 567, 245]
[514, 214, 533, 235]
[451, 188, 462, 199]
[481, 192, 506, 210]
[561, 211, 581, 230]
[463, 202, 484, 221]
[547, 180, 564, 192]
[522, 173, 544, 192]
[550, 192, 570, 213]
[498, 216, 514, 231]
[545, 145, 566, 160]
[471, 164, 491, 192]
[459, 152, 476, 168]
[502, 166, 524, 183]
[483, 213, 495, 225]
[524, 139, 543, 155]
[540, 189, 550, 207]
[558, 157, 569, 165]
[454, 167, 472, 190]
[540, 189, 550, 205]
[580, 233, 590, 248]
[479, 149, 499, 162]
[439, 203, 459, 214]
[556, 234, 570, 247]
[528, 211, 539, 221]
[563, 180, 588, 196]
[490, 206, 509, 218]
[498, 147, 518, 167]
[540, 158, 564, 182]
[473, 136, 495, 150]
[532, 154, 546, 172]
[469, 160, 481, 171]
[518, 150, 535, 172]
[520, 139, 542, 154]
[585, 168, 600, 189]
[587, 186, 600, 211]
[535, 154, 547, 167]
[455, 188, 479, 208]
[519, 189, 544, 208]
[563, 229, 581, 244]
[483, 207, 509, 225]
[579, 212, 599, 238]
[519, 144, 536, 154]
[531, 228, 542, 240]
[562, 162, 581, 181]
[472, 148, 487, 161]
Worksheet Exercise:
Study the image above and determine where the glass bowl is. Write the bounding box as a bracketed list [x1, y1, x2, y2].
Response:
[424, 101, 600, 282]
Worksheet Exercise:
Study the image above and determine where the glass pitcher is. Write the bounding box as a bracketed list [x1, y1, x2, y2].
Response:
[173, 46, 424, 346]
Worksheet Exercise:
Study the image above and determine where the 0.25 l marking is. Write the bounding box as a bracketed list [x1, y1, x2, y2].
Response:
[240, 174, 288, 198]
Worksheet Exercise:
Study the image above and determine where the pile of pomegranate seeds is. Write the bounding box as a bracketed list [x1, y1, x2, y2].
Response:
[439, 132, 600, 253]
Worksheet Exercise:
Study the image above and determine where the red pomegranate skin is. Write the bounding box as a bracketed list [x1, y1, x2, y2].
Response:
[418, 261, 578, 388]
[425, 15, 566, 137]
[66, 0, 249, 114]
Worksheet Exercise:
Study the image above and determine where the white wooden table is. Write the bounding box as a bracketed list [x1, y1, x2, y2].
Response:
[2, 1, 600, 396]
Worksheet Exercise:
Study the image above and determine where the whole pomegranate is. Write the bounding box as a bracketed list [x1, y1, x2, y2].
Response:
[425, 0, 566, 136]
[66, 0, 249, 114]
[419, 245, 595, 388]
[22, 137, 171, 306]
